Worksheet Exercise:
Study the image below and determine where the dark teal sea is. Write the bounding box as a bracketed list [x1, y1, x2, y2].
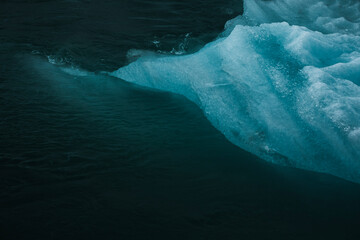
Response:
[1, 0, 360, 239]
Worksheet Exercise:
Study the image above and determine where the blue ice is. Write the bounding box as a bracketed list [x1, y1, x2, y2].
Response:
[110, 0, 360, 183]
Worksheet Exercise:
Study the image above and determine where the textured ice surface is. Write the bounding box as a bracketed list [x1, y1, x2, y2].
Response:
[111, 0, 360, 183]
[225, 0, 360, 35]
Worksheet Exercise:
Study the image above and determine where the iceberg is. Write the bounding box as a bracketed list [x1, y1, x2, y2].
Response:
[110, 0, 360, 183]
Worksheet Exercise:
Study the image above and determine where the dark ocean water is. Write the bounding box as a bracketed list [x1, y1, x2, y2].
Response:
[1, 0, 360, 239]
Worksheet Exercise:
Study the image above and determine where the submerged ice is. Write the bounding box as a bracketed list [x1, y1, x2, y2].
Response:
[110, 0, 360, 183]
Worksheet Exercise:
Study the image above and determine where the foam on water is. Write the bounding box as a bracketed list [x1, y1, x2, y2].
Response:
[110, 0, 360, 183]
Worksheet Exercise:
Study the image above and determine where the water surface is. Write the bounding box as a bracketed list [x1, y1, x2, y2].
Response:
[1, 0, 360, 239]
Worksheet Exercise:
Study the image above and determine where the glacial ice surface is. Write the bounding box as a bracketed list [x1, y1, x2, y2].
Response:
[110, 0, 360, 183]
